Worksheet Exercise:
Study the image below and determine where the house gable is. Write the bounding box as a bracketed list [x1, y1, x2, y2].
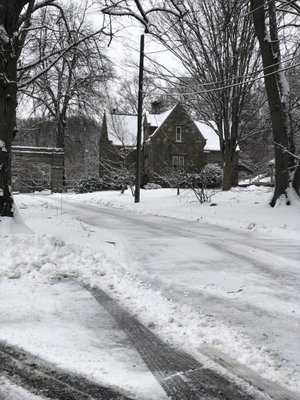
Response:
[144, 103, 207, 180]
[99, 104, 231, 185]
[100, 112, 109, 143]
[105, 113, 138, 147]
[99, 112, 137, 176]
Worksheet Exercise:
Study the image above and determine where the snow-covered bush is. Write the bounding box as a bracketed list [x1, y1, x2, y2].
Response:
[186, 164, 223, 189]
[185, 164, 222, 203]
[200, 163, 223, 188]
[101, 175, 127, 191]
[143, 183, 162, 190]
[74, 177, 103, 193]
[75, 174, 133, 194]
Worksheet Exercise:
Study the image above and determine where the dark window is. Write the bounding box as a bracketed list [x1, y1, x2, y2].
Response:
[172, 155, 184, 169]
[175, 126, 182, 142]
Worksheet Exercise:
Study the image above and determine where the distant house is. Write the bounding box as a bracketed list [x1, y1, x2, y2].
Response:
[143, 103, 222, 182]
[99, 112, 137, 176]
[99, 103, 230, 184]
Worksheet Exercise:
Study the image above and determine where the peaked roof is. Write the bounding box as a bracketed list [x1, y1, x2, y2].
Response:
[105, 113, 138, 147]
[145, 106, 175, 134]
[146, 105, 220, 151]
[194, 120, 220, 151]
[103, 105, 221, 151]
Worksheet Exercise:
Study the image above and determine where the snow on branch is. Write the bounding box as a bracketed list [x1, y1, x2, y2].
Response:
[0, 24, 10, 44]
[0, 140, 7, 153]
[18, 0, 56, 27]
[18, 26, 110, 89]
[102, 0, 187, 33]
[274, 142, 300, 162]
[32, 0, 57, 12]
[276, 0, 300, 16]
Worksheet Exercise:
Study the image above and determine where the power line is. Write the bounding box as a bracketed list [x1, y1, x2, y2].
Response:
[153, 60, 300, 96]
[144, 47, 300, 87]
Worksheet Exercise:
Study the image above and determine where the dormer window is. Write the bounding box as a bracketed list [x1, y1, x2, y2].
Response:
[175, 126, 182, 142]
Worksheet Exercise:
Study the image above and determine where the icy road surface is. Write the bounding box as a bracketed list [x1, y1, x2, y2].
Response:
[0, 191, 296, 399]
[56, 200, 300, 365]
[14, 194, 300, 394]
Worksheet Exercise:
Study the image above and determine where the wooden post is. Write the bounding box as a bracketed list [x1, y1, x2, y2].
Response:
[135, 34, 145, 203]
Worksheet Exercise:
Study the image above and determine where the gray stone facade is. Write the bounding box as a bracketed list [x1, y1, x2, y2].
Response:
[99, 114, 136, 177]
[99, 103, 239, 186]
[143, 103, 206, 182]
[12, 146, 64, 193]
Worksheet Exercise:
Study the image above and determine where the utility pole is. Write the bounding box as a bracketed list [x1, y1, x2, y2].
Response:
[135, 34, 145, 203]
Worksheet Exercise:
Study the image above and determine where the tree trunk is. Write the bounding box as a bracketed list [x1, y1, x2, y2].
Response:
[0, 2, 21, 216]
[292, 164, 300, 196]
[251, 0, 290, 207]
[56, 114, 66, 148]
[217, 115, 239, 191]
[222, 154, 233, 191]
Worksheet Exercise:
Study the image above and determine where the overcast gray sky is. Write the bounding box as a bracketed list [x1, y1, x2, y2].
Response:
[87, 2, 183, 81]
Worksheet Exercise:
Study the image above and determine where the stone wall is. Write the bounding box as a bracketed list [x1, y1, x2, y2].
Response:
[11, 146, 64, 192]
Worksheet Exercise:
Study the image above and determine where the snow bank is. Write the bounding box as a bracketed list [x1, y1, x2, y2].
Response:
[60, 186, 300, 239]
[1, 187, 299, 397]
[0, 233, 106, 281]
[0, 227, 299, 393]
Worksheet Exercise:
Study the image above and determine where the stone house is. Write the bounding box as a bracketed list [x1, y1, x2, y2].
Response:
[99, 103, 225, 184]
[99, 112, 137, 177]
[143, 103, 222, 182]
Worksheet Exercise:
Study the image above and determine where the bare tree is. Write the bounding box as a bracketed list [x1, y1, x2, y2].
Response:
[113, 76, 157, 115]
[0, 0, 36, 216]
[99, 133, 136, 194]
[250, 0, 300, 205]
[0, 0, 108, 216]
[102, 0, 259, 191]
[149, 0, 259, 191]
[21, 2, 112, 149]
[153, 167, 187, 195]
[99, 112, 137, 185]
[102, 0, 185, 33]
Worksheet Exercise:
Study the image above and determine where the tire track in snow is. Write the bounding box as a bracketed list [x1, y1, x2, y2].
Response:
[88, 286, 260, 400]
[0, 342, 133, 400]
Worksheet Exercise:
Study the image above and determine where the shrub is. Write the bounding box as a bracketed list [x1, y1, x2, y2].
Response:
[143, 183, 162, 190]
[101, 175, 125, 191]
[74, 177, 103, 193]
[74, 173, 134, 194]
[185, 164, 222, 203]
[201, 164, 223, 187]
[186, 164, 222, 189]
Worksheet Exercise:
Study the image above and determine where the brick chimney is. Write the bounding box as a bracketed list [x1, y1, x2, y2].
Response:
[151, 101, 162, 115]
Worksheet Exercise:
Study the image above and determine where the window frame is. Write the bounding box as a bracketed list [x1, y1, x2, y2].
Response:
[175, 126, 183, 142]
[172, 155, 184, 169]
[178, 155, 184, 168]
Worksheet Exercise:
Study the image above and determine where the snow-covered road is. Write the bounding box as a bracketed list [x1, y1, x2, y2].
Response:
[54, 197, 300, 382]
[1, 189, 299, 399]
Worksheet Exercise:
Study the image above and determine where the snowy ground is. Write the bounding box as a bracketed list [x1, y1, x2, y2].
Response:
[0, 377, 45, 400]
[0, 186, 299, 399]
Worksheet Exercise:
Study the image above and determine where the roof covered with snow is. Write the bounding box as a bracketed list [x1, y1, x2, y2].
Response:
[145, 108, 174, 131]
[105, 107, 221, 151]
[194, 121, 220, 151]
[106, 113, 138, 147]
[146, 106, 220, 151]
